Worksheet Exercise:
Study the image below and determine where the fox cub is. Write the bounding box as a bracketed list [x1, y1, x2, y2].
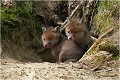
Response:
[65, 19, 94, 51]
[41, 26, 85, 63]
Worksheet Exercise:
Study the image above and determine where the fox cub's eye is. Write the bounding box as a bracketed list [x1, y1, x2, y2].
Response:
[44, 38, 45, 40]
[68, 31, 70, 33]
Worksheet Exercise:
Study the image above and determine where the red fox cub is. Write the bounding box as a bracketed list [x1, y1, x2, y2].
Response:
[41, 26, 84, 63]
[65, 19, 94, 51]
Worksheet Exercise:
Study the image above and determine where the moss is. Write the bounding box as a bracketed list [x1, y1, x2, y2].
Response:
[98, 40, 119, 56]
[86, 38, 119, 57]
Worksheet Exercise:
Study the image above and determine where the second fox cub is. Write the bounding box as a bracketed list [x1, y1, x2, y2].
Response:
[65, 19, 94, 51]
[41, 26, 84, 63]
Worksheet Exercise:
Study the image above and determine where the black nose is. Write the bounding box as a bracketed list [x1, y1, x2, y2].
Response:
[68, 37, 72, 40]
[44, 44, 47, 47]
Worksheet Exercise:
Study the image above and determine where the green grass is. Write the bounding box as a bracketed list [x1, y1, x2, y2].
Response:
[91, 0, 119, 37]
[90, 0, 120, 60]
[1, 1, 44, 62]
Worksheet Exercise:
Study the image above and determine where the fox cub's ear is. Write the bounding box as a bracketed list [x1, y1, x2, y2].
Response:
[53, 26, 60, 32]
[42, 27, 46, 32]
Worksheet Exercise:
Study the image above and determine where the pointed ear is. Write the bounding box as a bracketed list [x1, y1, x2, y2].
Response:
[42, 27, 46, 32]
[53, 26, 60, 32]
[76, 19, 81, 25]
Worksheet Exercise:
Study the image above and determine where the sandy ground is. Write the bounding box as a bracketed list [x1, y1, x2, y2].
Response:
[0, 58, 120, 80]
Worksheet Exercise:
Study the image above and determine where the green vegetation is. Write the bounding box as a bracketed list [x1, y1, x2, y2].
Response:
[89, 0, 119, 59]
[91, 0, 119, 37]
[1, 1, 43, 62]
[1, 1, 42, 43]
[98, 41, 119, 56]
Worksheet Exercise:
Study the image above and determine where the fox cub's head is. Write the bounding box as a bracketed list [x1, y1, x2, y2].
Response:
[65, 19, 85, 41]
[42, 26, 60, 48]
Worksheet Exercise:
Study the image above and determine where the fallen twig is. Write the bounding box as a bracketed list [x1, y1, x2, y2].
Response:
[60, 2, 82, 32]
[85, 27, 115, 54]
